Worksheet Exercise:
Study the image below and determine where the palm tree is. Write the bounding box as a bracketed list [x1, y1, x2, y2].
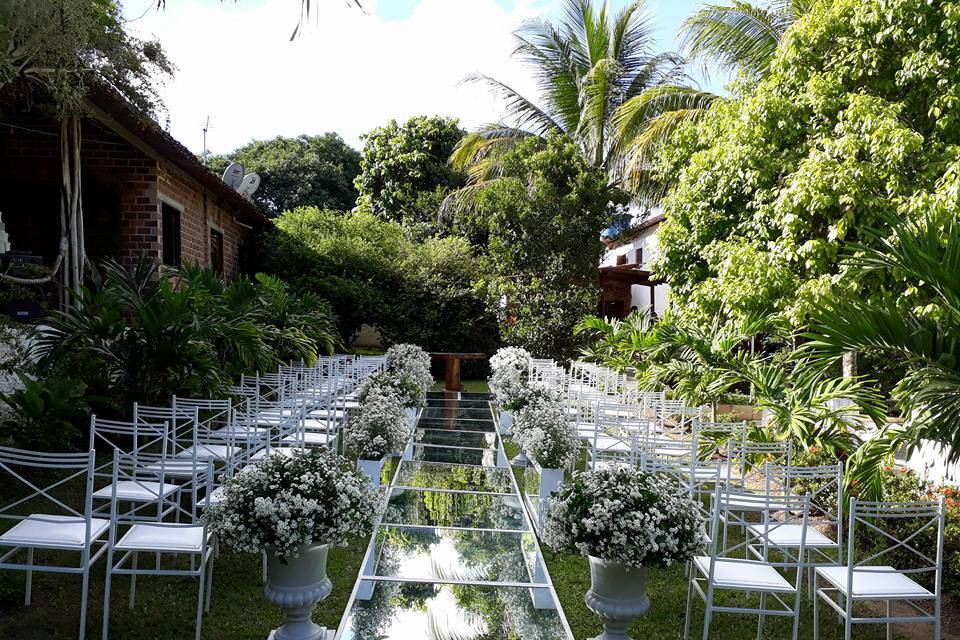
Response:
[679, 0, 819, 79]
[449, 0, 709, 207]
[618, 0, 822, 196]
[804, 210, 960, 498]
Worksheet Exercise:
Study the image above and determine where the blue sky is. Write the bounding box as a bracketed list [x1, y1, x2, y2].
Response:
[123, 0, 719, 154]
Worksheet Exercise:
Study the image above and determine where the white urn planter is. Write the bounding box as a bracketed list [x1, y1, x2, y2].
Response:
[583, 557, 650, 640]
[499, 409, 513, 435]
[538, 467, 564, 498]
[357, 458, 385, 488]
[265, 544, 333, 640]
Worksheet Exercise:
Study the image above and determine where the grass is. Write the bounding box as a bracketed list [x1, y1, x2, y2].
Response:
[429, 379, 490, 393]
[0, 540, 367, 639]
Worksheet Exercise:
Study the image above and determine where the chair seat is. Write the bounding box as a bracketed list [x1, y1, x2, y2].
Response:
[308, 409, 347, 419]
[747, 524, 836, 548]
[722, 492, 778, 512]
[116, 524, 207, 553]
[93, 480, 179, 502]
[250, 447, 306, 461]
[693, 556, 794, 592]
[0, 514, 109, 549]
[282, 432, 332, 445]
[815, 566, 934, 599]
[215, 425, 269, 441]
[175, 444, 233, 460]
[303, 418, 338, 432]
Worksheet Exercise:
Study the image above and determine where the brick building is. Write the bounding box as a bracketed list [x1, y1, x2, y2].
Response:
[0, 85, 270, 281]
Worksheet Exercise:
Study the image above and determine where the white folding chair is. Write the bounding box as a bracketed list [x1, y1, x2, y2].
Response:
[88, 416, 176, 522]
[814, 497, 945, 640]
[686, 487, 811, 640]
[757, 463, 844, 599]
[101, 450, 216, 640]
[0, 447, 107, 640]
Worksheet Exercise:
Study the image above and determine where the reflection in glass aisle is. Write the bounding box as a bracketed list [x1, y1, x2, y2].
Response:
[335, 391, 573, 640]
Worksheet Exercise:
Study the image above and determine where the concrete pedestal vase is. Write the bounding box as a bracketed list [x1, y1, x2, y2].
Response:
[265, 544, 333, 640]
[583, 557, 650, 640]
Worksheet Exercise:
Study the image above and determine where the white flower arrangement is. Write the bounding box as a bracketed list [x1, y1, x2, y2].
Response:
[489, 347, 532, 410]
[203, 448, 379, 559]
[349, 383, 411, 460]
[541, 467, 707, 568]
[385, 343, 433, 408]
[512, 395, 579, 469]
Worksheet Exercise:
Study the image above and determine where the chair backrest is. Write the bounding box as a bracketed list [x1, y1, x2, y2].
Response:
[708, 486, 811, 581]
[692, 420, 748, 460]
[0, 447, 96, 535]
[728, 440, 792, 488]
[134, 402, 199, 454]
[766, 462, 843, 535]
[847, 497, 946, 595]
[89, 414, 169, 459]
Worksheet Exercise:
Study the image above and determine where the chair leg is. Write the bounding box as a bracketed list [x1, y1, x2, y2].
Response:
[885, 600, 892, 640]
[24, 547, 33, 606]
[79, 564, 91, 640]
[102, 564, 113, 640]
[756, 592, 766, 640]
[195, 560, 207, 640]
[261, 551, 267, 584]
[813, 575, 820, 640]
[204, 555, 215, 613]
[128, 552, 138, 609]
[683, 569, 695, 640]
[701, 604, 713, 640]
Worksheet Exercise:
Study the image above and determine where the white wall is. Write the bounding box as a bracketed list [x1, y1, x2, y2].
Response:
[601, 221, 669, 315]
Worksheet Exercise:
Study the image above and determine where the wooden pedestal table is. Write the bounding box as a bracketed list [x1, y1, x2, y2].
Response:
[429, 352, 486, 392]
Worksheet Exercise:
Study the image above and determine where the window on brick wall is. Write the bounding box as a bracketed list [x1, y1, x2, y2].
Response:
[635, 247, 643, 265]
[209, 228, 224, 277]
[161, 203, 181, 267]
[616, 253, 627, 266]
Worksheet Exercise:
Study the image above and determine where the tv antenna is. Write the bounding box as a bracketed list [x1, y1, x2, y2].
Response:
[202, 116, 211, 165]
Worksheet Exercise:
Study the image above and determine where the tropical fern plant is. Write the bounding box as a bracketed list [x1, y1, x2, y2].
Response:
[805, 211, 960, 498]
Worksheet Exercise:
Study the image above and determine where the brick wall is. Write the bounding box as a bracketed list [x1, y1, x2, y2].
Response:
[0, 113, 252, 279]
[157, 164, 250, 280]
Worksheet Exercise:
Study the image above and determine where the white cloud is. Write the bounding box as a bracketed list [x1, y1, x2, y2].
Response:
[126, 0, 544, 154]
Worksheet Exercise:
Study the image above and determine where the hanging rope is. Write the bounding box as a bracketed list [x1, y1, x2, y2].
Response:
[0, 237, 67, 285]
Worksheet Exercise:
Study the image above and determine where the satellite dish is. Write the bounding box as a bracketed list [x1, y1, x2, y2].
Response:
[222, 162, 244, 189]
[238, 172, 261, 198]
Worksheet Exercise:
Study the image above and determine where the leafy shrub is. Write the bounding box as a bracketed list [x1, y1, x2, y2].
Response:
[0, 374, 89, 450]
[32, 257, 337, 436]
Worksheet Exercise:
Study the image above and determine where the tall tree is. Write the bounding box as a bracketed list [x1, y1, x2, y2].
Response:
[207, 134, 361, 215]
[355, 115, 465, 228]
[450, 0, 709, 207]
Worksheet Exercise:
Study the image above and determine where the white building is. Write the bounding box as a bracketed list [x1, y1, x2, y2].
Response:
[598, 212, 668, 318]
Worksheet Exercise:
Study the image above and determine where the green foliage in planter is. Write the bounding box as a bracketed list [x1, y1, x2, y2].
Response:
[30, 257, 336, 440]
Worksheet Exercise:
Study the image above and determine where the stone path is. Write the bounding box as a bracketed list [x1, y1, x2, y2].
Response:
[334, 391, 573, 639]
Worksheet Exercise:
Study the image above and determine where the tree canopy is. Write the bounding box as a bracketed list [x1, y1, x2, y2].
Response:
[0, 0, 172, 115]
[653, 0, 960, 328]
[206, 133, 361, 215]
[354, 115, 465, 228]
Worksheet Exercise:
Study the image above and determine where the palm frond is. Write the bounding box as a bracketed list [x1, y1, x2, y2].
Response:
[679, 1, 787, 77]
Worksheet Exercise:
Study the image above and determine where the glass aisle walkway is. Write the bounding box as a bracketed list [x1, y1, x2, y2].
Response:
[335, 391, 574, 639]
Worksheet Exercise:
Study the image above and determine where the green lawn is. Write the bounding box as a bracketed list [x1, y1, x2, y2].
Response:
[429, 379, 490, 393]
[0, 540, 367, 639]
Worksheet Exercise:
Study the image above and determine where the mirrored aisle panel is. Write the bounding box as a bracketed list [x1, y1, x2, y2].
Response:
[336, 391, 574, 640]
